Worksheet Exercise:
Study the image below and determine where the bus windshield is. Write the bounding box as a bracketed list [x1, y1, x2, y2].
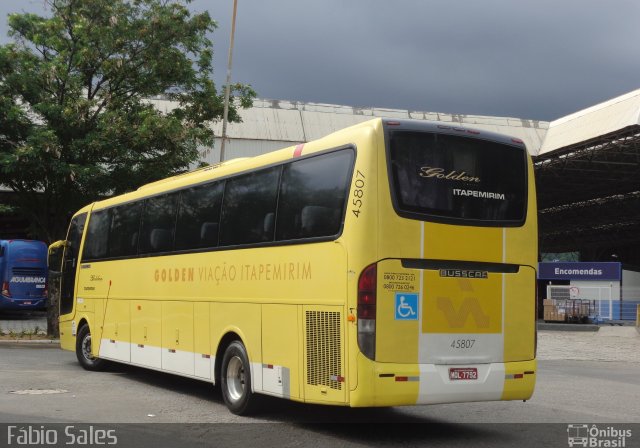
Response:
[387, 130, 527, 225]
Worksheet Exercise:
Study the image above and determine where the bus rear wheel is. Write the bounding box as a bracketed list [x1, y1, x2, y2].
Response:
[220, 340, 258, 415]
[76, 325, 106, 371]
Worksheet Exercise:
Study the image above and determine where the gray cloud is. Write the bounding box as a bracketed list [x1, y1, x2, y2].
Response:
[2, 0, 639, 121]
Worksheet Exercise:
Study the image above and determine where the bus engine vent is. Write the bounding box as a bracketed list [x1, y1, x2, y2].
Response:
[12, 268, 46, 276]
[305, 310, 342, 390]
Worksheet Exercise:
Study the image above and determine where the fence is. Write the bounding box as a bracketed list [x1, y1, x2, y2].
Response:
[546, 285, 640, 321]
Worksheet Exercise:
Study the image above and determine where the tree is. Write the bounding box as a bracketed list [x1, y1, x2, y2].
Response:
[0, 0, 255, 337]
[0, 0, 255, 243]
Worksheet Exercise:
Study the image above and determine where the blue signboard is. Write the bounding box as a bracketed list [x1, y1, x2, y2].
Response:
[538, 262, 621, 281]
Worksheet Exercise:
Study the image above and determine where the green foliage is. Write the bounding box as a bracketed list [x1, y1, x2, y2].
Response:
[0, 0, 255, 242]
[0, 203, 16, 214]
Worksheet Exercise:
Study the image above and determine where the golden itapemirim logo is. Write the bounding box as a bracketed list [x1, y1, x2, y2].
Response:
[419, 166, 481, 183]
[153, 261, 312, 285]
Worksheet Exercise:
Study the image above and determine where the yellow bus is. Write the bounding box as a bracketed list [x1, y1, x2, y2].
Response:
[52, 118, 537, 415]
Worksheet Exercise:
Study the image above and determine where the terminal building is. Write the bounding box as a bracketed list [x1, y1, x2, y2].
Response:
[152, 89, 640, 263]
[3, 89, 640, 318]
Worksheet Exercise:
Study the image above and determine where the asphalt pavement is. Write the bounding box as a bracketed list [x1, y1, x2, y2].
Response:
[1, 315, 639, 447]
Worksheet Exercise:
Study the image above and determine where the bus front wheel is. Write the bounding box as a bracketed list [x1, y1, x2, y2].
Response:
[76, 325, 106, 371]
[220, 340, 258, 415]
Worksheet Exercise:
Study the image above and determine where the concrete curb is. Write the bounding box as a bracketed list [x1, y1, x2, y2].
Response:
[537, 322, 599, 332]
[0, 339, 60, 346]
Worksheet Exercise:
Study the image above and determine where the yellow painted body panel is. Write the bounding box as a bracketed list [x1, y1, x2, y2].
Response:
[262, 304, 302, 400]
[425, 224, 503, 263]
[193, 302, 211, 357]
[131, 301, 162, 348]
[501, 360, 537, 401]
[210, 302, 262, 370]
[423, 271, 502, 334]
[58, 117, 537, 408]
[504, 267, 536, 362]
[376, 259, 419, 364]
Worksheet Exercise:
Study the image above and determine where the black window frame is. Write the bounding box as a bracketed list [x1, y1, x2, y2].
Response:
[139, 192, 180, 255]
[80, 146, 356, 262]
[174, 180, 225, 251]
[384, 124, 529, 228]
[219, 165, 283, 247]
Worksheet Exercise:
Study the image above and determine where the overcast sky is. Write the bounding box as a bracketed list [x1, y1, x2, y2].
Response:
[2, 0, 639, 121]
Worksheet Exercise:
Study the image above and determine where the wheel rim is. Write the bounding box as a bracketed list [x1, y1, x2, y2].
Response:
[226, 355, 246, 402]
[81, 333, 94, 361]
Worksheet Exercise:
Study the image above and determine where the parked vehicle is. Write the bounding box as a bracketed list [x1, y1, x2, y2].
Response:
[0, 239, 48, 310]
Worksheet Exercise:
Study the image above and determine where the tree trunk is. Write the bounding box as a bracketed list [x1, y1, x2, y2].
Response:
[47, 278, 60, 338]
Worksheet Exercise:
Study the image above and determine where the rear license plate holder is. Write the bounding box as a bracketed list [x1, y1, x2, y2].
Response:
[449, 367, 478, 381]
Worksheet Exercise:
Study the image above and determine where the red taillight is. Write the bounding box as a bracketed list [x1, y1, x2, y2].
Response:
[358, 264, 377, 319]
[357, 263, 377, 360]
[1, 281, 11, 297]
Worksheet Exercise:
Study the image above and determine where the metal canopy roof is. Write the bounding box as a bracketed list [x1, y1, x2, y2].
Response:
[534, 90, 640, 260]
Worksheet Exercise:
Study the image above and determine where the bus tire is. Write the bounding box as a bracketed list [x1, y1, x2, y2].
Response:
[76, 325, 106, 371]
[220, 340, 258, 415]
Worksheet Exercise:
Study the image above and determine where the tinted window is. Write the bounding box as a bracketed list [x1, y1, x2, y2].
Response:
[108, 202, 142, 258]
[175, 182, 224, 250]
[220, 167, 281, 246]
[82, 210, 110, 260]
[139, 193, 179, 254]
[61, 213, 87, 315]
[276, 150, 353, 240]
[388, 131, 527, 224]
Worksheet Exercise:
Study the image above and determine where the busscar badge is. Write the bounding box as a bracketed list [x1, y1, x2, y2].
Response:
[439, 269, 488, 279]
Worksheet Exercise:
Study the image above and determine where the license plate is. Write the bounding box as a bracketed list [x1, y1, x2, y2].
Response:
[23, 301, 32, 305]
[449, 367, 478, 381]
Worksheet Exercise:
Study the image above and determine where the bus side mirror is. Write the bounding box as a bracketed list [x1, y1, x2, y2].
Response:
[48, 240, 67, 276]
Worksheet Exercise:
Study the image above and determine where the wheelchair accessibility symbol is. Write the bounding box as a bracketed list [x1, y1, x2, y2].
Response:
[395, 293, 419, 320]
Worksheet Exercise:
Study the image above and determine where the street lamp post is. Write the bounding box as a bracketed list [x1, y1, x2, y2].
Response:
[219, 0, 238, 162]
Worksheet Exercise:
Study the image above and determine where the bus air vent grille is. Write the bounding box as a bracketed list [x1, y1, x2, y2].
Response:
[305, 311, 342, 390]
[12, 268, 46, 276]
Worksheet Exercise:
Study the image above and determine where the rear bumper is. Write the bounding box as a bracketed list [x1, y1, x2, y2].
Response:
[0, 297, 47, 310]
[350, 353, 536, 407]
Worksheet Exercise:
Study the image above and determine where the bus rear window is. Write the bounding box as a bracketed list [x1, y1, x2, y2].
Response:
[387, 131, 527, 225]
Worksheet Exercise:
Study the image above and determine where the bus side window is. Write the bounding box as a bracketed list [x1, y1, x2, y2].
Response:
[199, 222, 218, 247]
[276, 149, 354, 241]
[109, 202, 142, 258]
[139, 193, 179, 254]
[175, 182, 224, 250]
[219, 167, 280, 246]
[301, 206, 337, 237]
[82, 210, 110, 261]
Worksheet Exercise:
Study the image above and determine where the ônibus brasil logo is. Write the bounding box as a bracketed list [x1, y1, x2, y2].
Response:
[567, 424, 632, 447]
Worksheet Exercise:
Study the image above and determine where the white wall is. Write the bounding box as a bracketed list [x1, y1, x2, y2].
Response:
[622, 269, 640, 301]
[569, 280, 620, 301]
